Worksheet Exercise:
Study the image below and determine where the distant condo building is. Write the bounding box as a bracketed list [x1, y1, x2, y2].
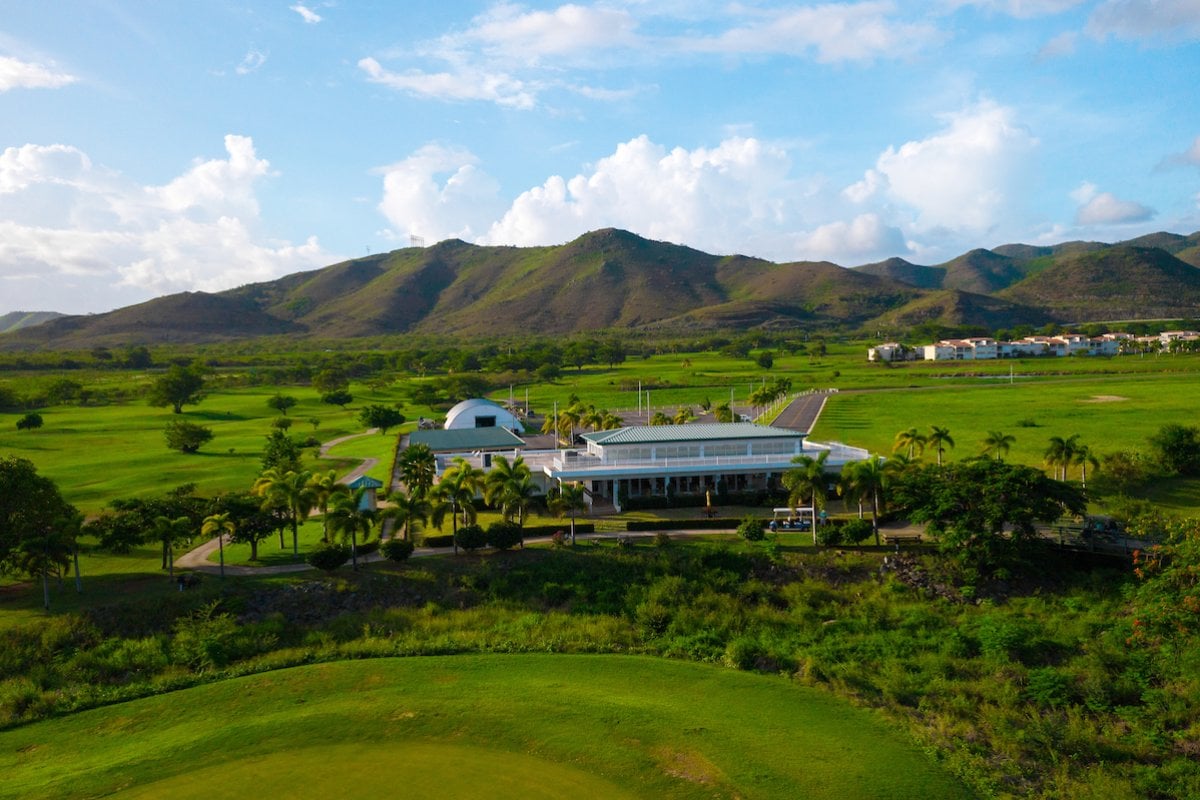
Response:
[868, 329, 1200, 362]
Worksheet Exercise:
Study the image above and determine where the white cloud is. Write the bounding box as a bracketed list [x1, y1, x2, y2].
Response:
[358, 56, 535, 109]
[236, 50, 267, 75]
[685, 2, 941, 63]
[374, 144, 507, 242]
[793, 214, 910, 262]
[943, 0, 1085, 18]
[290, 3, 323, 24]
[858, 100, 1038, 233]
[0, 137, 333, 313]
[1037, 30, 1078, 58]
[0, 55, 77, 91]
[1071, 181, 1154, 225]
[1087, 0, 1200, 41]
[460, 3, 639, 64]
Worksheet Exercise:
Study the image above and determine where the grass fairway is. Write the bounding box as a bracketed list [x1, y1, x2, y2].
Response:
[0, 655, 971, 800]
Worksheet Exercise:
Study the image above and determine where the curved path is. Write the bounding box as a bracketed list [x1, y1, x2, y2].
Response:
[176, 428, 383, 573]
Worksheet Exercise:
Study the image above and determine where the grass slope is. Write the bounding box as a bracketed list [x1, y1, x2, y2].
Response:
[0, 655, 970, 800]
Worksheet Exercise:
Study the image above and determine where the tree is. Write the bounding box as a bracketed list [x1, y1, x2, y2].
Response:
[200, 512, 236, 579]
[321, 389, 354, 409]
[436, 457, 484, 551]
[312, 367, 350, 395]
[15, 412, 43, 431]
[755, 351, 774, 369]
[262, 429, 303, 473]
[306, 470, 348, 543]
[981, 430, 1016, 461]
[267, 393, 297, 416]
[1044, 435, 1078, 481]
[783, 450, 831, 523]
[1149, 423, 1200, 476]
[164, 420, 214, 453]
[548, 482, 587, 545]
[927, 426, 955, 466]
[1072, 442, 1100, 488]
[398, 443, 437, 499]
[148, 364, 205, 414]
[327, 489, 376, 570]
[1128, 517, 1200, 649]
[891, 460, 1086, 573]
[251, 468, 314, 559]
[839, 456, 890, 545]
[0, 458, 78, 608]
[378, 490, 430, 543]
[893, 428, 927, 459]
[209, 493, 275, 562]
[358, 404, 405, 434]
[151, 515, 193, 579]
[485, 455, 537, 526]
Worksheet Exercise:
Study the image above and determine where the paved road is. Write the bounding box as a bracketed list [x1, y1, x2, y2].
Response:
[771, 393, 830, 433]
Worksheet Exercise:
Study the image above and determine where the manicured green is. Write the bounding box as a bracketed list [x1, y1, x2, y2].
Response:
[0, 655, 969, 800]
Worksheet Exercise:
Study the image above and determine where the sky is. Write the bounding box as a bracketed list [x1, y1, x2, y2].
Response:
[2, 1, 1200, 316]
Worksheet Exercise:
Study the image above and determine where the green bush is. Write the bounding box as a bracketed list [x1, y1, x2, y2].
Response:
[486, 521, 524, 551]
[306, 543, 350, 572]
[381, 538, 415, 561]
[455, 524, 487, 552]
[420, 534, 455, 548]
[841, 518, 874, 545]
[814, 523, 843, 546]
[737, 516, 766, 542]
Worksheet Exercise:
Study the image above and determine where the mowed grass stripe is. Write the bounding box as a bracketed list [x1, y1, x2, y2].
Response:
[0, 655, 972, 800]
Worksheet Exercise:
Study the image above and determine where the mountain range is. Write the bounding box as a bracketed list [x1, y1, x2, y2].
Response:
[4, 228, 1200, 349]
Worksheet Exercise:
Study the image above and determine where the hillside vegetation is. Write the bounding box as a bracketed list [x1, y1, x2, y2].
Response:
[4, 228, 1200, 348]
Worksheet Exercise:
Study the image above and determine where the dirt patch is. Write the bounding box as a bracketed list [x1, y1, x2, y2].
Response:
[653, 746, 723, 785]
[1081, 395, 1129, 403]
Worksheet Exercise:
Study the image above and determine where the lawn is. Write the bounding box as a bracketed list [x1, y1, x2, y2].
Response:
[0, 654, 971, 800]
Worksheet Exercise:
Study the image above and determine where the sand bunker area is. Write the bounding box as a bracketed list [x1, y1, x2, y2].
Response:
[1081, 395, 1130, 403]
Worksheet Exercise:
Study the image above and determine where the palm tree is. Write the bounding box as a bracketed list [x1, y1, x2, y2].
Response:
[580, 405, 604, 432]
[327, 489, 377, 571]
[672, 406, 694, 425]
[152, 515, 193, 578]
[561, 403, 584, 445]
[599, 411, 623, 431]
[838, 462, 868, 519]
[549, 482, 588, 545]
[981, 430, 1016, 461]
[436, 457, 484, 554]
[649, 411, 671, 426]
[927, 426, 955, 466]
[1044, 434, 1079, 480]
[893, 428, 927, 459]
[1072, 442, 1100, 488]
[783, 450, 831, 532]
[398, 443, 437, 500]
[485, 455, 537, 526]
[306, 469, 347, 543]
[201, 512, 236, 580]
[379, 489, 430, 542]
[252, 467, 314, 559]
[840, 456, 889, 546]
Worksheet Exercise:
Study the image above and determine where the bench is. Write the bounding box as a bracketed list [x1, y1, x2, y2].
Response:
[883, 533, 922, 550]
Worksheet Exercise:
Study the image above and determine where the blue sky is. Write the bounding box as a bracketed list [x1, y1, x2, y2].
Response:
[2, 1, 1199, 315]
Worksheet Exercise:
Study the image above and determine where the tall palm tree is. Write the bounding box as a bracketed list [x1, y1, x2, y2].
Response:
[485, 455, 537, 526]
[252, 467, 314, 559]
[152, 515, 193, 578]
[672, 406, 695, 425]
[549, 482, 588, 545]
[436, 457, 484, 554]
[306, 469, 347, 543]
[927, 426, 955, 466]
[398, 443, 437, 500]
[893, 428, 927, 459]
[1044, 434, 1079, 480]
[783, 450, 831, 531]
[561, 403, 584, 445]
[580, 405, 604, 432]
[200, 512, 236, 580]
[379, 489, 430, 542]
[838, 461, 868, 519]
[649, 411, 671, 426]
[599, 411, 624, 431]
[1072, 442, 1100, 488]
[840, 456, 889, 546]
[327, 488, 377, 571]
[981, 430, 1016, 461]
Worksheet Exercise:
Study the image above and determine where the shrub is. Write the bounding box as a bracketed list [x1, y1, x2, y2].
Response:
[654, 531, 672, 548]
[814, 522, 843, 546]
[551, 531, 566, 547]
[486, 521, 524, 551]
[841, 518, 874, 545]
[381, 538, 415, 562]
[455, 524, 487, 552]
[737, 516, 766, 541]
[15, 412, 43, 431]
[163, 420, 213, 453]
[306, 543, 350, 572]
[356, 539, 379, 556]
[421, 534, 455, 548]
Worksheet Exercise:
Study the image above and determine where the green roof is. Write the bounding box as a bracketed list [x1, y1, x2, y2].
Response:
[582, 422, 803, 446]
[407, 427, 526, 452]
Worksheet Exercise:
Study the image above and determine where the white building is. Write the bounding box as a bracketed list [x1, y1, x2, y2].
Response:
[443, 398, 525, 433]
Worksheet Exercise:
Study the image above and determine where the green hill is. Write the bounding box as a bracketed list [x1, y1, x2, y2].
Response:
[0, 311, 64, 333]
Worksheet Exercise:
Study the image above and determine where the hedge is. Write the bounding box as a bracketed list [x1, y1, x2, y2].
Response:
[624, 518, 742, 532]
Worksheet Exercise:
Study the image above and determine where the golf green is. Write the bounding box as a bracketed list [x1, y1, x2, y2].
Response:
[0, 655, 972, 799]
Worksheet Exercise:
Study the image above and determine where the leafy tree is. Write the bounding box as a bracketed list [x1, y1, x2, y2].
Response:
[0, 457, 78, 608]
[358, 404, 405, 434]
[251, 468, 314, 559]
[262, 429, 303, 473]
[209, 493, 275, 562]
[164, 419, 214, 453]
[45, 379, 83, 405]
[123, 345, 153, 369]
[321, 389, 353, 409]
[312, 367, 350, 394]
[200, 512, 236, 579]
[981, 430, 1016, 461]
[272, 417, 293, 430]
[267, 393, 297, 416]
[1128, 517, 1200, 649]
[755, 351, 774, 369]
[15, 412, 43, 431]
[1149, 423, 1200, 476]
[548, 482, 587, 545]
[398, 443, 437, 499]
[151, 515, 193, 578]
[486, 520, 524, 550]
[891, 460, 1086, 572]
[148, 364, 205, 414]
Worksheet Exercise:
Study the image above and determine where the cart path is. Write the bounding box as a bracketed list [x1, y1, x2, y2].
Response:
[771, 392, 830, 434]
